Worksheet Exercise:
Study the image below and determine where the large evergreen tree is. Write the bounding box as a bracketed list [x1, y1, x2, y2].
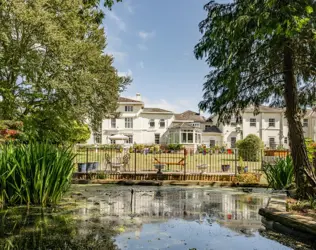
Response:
[0, 0, 129, 142]
[195, 0, 316, 197]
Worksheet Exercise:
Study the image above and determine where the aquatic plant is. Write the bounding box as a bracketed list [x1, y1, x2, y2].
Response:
[262, 156, 294, 190]
[0, 142, 75, 206]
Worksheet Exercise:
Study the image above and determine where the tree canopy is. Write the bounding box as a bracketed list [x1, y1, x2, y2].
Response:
[0, 0, 130, 143]
[195, 0, 316, 121]
[195, 0, 316, 197]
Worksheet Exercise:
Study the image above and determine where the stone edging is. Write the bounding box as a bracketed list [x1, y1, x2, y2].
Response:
[72, 179, 268, 188]
[259, 207, 316, 239]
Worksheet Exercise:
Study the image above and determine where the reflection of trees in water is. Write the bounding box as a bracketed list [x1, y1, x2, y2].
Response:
[0, 208, 118, 250]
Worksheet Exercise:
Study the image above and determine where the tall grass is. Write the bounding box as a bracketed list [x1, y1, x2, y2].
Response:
[262, 156, 294, 190]
[0, 142, 75, 207]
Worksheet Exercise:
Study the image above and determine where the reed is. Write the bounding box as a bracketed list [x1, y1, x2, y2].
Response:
[0, 142, 75, 206]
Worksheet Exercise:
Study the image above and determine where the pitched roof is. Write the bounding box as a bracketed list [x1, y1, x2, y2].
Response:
[170, 122, 197, 129]
[118, 97, 142, 103]
[142, 108, 172, 113]
[175, 110, 206, 122]
[244, 105, 283, 113]
[204, 125, 222, 133]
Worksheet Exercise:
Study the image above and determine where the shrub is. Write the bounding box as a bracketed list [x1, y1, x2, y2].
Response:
[235, 173, 259, 183]
[262, 156, 294, 190]
[236, 134, 263, 161]
[0, 142, 75, 206]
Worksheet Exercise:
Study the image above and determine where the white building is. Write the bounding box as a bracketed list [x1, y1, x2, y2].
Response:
[87, 94, 174, 145]
[212, 106, 316, 149]
[87, 94, 316, 149]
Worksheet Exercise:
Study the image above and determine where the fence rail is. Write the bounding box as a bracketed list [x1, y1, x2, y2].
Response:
[73, 146, 290, 180]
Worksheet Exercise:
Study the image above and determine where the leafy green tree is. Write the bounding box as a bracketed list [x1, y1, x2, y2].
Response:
[0, 0, 130, 143]
[236, 134, 263, 161]
[195, 0, 316, 197]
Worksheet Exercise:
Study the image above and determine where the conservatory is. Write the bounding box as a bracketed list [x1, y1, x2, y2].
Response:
[166, 123, 202, 145]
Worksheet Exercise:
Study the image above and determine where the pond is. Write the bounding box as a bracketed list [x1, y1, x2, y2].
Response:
[0, 185, 313, 249]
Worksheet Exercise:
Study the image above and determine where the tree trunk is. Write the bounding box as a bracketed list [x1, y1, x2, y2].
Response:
[283, 42, 316, 198]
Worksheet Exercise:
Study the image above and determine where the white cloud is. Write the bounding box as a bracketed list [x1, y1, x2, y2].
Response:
[138, 30, 155, 40]
[138, 61, 145, 69]
[137, 44, 148, 51]
[106, 11, 126, 32]
[118, 69, 133, 77]
[106, 50, 128, 64]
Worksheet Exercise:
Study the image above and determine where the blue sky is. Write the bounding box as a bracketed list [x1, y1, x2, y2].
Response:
[102, 0, 213, 113]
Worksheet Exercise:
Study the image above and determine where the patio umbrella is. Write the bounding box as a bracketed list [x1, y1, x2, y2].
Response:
[108, 134, 129, 141]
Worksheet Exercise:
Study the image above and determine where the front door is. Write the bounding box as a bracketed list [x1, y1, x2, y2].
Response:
[231, 137, 236, 148]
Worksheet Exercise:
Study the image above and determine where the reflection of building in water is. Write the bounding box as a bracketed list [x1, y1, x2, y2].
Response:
[92, 189, 269, 224]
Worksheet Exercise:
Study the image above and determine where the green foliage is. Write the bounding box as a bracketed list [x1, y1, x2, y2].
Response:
[0, 142, 75, 206]
[0, 0, 130, 143]
[195, 1, 316, 118]
[263, 156, 294, 190]
[305, 138, 316, 163]
[235, 173, 259, 184]
[236, 134, 263, 161]
[195, 0, 316, 196]
[166, 144, 184, 151]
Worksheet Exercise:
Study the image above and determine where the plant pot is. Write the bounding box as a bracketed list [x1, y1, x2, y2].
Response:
[237, 166, 243, 174]
[221, 164, 230, 172]
[78, 163, 87, 173]
[244, 166, 248, 173]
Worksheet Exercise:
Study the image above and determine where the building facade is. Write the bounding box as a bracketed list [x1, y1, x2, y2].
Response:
[87, 94, 316, 149]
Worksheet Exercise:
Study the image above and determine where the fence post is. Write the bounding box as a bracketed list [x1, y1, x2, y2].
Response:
[235, 148, 237, 176]
[183, 148, 187, 181]
[134, 148, 137, 179]
[86, 147, 89, 176]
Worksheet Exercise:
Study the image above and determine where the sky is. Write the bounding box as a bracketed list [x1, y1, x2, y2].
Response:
[102, 0, 213, 113]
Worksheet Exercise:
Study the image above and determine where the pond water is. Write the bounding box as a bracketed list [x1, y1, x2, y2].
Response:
[0, 185, 313, 250]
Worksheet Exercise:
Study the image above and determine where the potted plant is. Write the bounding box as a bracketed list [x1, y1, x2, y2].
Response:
[214, 145, 220, 154]
[237, 157, 248, 174]
[221, 164, 231, 172]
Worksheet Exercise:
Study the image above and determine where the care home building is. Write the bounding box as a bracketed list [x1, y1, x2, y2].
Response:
[87, 94, 316, 150]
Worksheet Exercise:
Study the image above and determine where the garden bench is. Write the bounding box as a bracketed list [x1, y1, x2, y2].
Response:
[153, 157, 185, 171]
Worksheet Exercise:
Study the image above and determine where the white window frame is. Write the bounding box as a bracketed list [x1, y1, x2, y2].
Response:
[111, 118, 116, 128]
[269, 137, 276, 149]
[125, 134, 133, 144]
[159, 119, 165, 128]
[269, 118, 275, 127]
[250, 118, 256, 127]
[303, 119, 308, 127]
[191, 123, 200, 128]
[125, 118, 133, 128]
[149, 119, 155, 128]
[125, 106, 133, 112]
[155, 134, 160, 144]
[94, 133, 102, 144]
[181, 130, 194, 144]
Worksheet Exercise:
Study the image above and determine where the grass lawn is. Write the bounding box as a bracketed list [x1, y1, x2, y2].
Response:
[74, 149, 262, 173]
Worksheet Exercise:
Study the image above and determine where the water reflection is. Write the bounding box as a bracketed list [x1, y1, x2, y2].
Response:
[0, 186, 312, 250]
[0, 207, 118, 249]
[84, 187, 269, 236]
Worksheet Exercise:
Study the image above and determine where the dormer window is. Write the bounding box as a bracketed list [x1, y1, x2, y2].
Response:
[159, 119, 165, 128]
[149, 119, 155, 128]
[125, 106, 133, 112]
[191, 123, 200, 128]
